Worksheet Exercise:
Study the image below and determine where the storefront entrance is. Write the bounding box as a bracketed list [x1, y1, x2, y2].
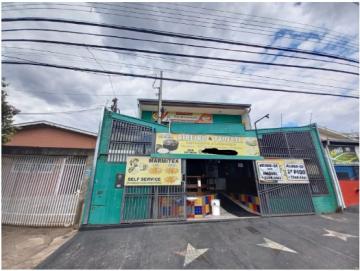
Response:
[185, 159, 260, 220]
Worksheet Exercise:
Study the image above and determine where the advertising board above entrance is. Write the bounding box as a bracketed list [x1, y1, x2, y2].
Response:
[124, 156, 182, 186]
[155, 133, 260, 157]
[152, 112, 213, 123]
[256, 159, 309, 184]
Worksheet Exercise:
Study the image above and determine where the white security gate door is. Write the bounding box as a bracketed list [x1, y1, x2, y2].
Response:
[2, 155, 87, 227]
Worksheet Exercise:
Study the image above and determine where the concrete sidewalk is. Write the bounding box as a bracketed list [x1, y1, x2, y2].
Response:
[37, 207, 359, 269]
[2, 226, 76, 269]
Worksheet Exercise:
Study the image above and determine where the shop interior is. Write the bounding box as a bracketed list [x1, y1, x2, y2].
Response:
[185, 159, 259, 220]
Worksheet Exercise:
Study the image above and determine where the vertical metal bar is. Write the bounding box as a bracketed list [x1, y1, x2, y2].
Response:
[55, 157, 66, 195]
[29, 155, 44, 226]
[40, 156, 60, 226]
[66, 157, 80, 225]
[251, 160, 263, 215]
[23, 155, 37, 226]
[3, 156, 14, 223]
[16, 155, 34, 226]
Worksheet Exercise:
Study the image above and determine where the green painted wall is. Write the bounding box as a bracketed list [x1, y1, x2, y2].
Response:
[310, 126, 338, 213]
[85, 109, 168, 225]
[141, 111, 153, 122]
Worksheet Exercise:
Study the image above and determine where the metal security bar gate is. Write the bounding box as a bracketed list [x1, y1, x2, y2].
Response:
[2, 155, 87, 226]
[108, 119, 154, 162]
[257, 130, 320, 216]
[121, 183, 186, 223]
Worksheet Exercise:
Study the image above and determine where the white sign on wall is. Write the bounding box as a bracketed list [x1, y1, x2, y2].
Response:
[256, 159, 309, 184]
[257, 162, 282, 183]
[285, 163, 309, 182]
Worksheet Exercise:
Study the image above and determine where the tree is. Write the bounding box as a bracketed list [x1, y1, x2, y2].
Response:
[2, 78, 20, 144]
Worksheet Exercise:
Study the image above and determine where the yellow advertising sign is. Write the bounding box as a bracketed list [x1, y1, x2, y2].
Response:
[155, 133, 260, 157]
[256, 159, 309, 184]
[152, 112, 213, 123]
[125, 156, 182, 186]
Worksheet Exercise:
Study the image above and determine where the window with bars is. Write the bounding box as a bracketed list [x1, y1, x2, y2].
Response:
[258, 131, 329, 195]
[107, 120, 154, 162]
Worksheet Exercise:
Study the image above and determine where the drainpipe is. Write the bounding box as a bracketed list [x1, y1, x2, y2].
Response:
[323, 141, 346, 210]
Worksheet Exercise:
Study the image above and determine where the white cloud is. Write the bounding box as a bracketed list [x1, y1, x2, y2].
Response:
[2, 2, 358, 134]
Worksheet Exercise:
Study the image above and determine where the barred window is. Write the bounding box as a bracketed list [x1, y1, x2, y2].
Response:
[107, 120, 154, 162]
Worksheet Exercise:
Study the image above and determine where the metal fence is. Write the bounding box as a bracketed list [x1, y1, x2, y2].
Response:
[259, 131, 328, 194]
[121, 183, 186, 223]
[107, 119, 154, 162]
[2, 155, 87, 226]
[257, 130, 317, 216]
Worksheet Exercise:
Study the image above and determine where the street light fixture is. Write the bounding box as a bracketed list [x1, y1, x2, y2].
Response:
[254, 114, 270, 149]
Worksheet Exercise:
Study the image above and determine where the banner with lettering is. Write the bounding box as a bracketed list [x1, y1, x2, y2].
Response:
[152, 112, 213, 123]
[125, 156, 182, 186]
[155, 133, 260, 157]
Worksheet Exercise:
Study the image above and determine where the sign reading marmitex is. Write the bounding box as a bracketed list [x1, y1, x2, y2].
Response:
[256, 159, 309, 184]
[124, 156, 182, 186]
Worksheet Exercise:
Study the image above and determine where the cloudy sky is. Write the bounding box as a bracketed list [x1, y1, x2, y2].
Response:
[2, 2, 359, 134]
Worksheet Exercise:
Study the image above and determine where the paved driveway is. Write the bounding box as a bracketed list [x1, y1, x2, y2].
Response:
[38, 208, 359, 269]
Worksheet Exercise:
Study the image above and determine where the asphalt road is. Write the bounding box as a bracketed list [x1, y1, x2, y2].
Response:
[38, 207, 359, 269]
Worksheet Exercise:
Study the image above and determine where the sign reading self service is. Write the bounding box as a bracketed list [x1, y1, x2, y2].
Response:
[124, 156, 182, 186]
[256, 159, 309, 184]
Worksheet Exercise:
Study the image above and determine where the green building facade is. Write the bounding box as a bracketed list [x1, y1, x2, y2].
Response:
[82, 100, 339, 226]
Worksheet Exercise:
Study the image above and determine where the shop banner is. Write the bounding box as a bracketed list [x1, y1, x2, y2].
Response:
[328, 145, 359, 165]
[155, 133, 260, 157]
[152, 112, 213, 123]
[256, 159, 309, 184]
[124, 156, 182, 186]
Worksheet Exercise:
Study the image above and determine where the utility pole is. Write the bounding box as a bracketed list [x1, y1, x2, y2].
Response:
[157, 71, 163, 124]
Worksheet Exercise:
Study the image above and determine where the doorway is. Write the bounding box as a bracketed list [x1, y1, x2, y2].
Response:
[185, 159, 260, 220]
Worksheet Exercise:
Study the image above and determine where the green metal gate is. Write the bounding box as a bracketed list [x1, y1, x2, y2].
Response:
[121, 183, 186, 223]
[257, 130, 318, 216]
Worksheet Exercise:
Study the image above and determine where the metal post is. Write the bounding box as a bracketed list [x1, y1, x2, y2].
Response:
[157, 71, 163, 124]
[254, 114, 270, 150]
[324, 144, 346, 210]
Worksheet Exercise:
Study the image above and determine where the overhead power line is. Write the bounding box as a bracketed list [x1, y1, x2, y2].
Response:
[7, 88, 138, 97]
[3, 45, 355, 89]
[3, 39, 358, 75]
[3, 28, 357, 68]
[3, 47, 357, 95]
[3, 52, 357, 96]
[95, 2, 359, 49]
[86, 47, 116, 96]
[2, 17, 358, 63]
[92, 47, 357, 86]
[168, 2, 353, 39]
[3, 3, 357, 50]
[17, 106, 102, 115]
[3, 60, 359, 99]
[1, 1, 350, 41]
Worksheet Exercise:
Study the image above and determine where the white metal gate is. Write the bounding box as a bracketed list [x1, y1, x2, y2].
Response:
[2, 155, 87, 226]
